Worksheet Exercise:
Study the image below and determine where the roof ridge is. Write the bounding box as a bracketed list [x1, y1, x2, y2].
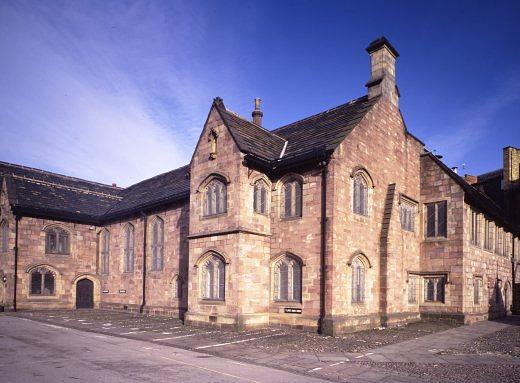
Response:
[0, 160, 122, 190]
[13, 175, 122, 200]
[273, 95, 370, 133]
[219, 107, 287, 142]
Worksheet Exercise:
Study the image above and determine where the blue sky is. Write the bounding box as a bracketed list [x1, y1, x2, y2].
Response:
[1, 1, 519, 186]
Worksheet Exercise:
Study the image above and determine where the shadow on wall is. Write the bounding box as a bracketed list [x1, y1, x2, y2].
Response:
[488, 279, 508, 319]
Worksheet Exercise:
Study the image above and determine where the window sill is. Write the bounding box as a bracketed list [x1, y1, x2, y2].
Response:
[199, 299, 225, 305]
[28, 295, 57, 299]
[272, 300, 302, 306]
[424, 237, 448, 242]
[46, 252, 71, 256]
[421, 301, 445, 305]
[280, 216, 302, 222]
[351, 301, 366, 305]
[253, 211, 269, 217]
[201, 212, 228, 221]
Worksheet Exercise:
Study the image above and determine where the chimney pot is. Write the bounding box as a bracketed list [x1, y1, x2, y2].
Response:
[112, 183, 117, 187]
[365, 36, 400, 107]
[252, 97, 263, 126]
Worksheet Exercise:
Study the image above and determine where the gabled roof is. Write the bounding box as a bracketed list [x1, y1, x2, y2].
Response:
[214, 95, 379, 164]
[272, 96, 379, 159]
[103, 165, 190, 219]
[0, 161, 122, 224]
[214, 101, 287, 161]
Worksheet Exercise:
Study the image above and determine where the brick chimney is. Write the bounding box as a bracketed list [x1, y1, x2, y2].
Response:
[365, 37, 400, 107]
[252, 98, 263, 126]
[503, 146, 520, 190]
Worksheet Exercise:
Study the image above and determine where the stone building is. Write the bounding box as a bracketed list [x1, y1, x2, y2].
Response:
[0, 37, 518, 334]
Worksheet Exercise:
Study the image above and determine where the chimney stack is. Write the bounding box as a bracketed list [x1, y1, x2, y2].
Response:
[252, 98, 263, 126]
[365, 37, 400, 107]
[503, 146, 520, 190]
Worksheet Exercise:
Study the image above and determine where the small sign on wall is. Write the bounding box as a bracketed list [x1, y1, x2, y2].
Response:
[102, 290, 109, 294]
[284, 307, 302, 314]
[118, 289, 127, 294]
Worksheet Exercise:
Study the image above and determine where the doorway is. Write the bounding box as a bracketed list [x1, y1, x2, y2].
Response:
[76, 278, 94, 309]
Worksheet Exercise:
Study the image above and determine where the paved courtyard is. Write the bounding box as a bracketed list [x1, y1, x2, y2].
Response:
[2, 310, 520, 383]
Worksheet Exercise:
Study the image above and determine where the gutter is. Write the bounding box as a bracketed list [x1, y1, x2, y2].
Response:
[13, 215, 20, 311]
[139, 212, 148, 314]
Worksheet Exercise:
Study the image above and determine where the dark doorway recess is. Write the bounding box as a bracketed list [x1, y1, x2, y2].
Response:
[76, 279, 94, 309]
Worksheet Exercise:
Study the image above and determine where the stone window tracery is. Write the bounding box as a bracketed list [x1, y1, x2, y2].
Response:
[353, 174, 369, 216]
[151, 217, 164, 271]
[273, 255, 301, 302]
[204, 179, 227, 216]
[200, 254, 225, 300]
[351, 257, 365, 303]
[253, 180, 268, 215]
[282, 179, 302, 218]
[123, 224, 134, 273]
[30, 267, 55, 296]
[99, 229, 110, 274]
[45, 226, 70, 254]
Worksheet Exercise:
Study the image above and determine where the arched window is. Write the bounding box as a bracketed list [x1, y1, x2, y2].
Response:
[201, 254, 225, 300]
[172, 275, 184, 300]
[351, 257, 365, 303]
[123, 224, 134, 273]
[45, 226, 70, 254]
[0, 220, 8, 252]
[282, 179, 302, 218]
[353, 174, 369, 216]
[30, 267, 55, 295]
[253, 180, 268, 215]
[99, 229, 110, 274]
[204, 179, 227, 216]
[151, 218, 164, 271]
[273, 255, 302, 302]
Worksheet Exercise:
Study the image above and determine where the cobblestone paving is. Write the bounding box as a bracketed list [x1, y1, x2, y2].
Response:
[7, 310, 520, 383]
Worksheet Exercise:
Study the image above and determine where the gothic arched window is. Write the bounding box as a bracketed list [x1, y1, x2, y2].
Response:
[253, 180, 268, 215]
[151, 218, 164, 271]
[204, 179, 227, 216]
[201, 254, 225, 300]
[282, 179, 302, 218]
[353, 174, 369, 216]
[351, 257, 365, 303]
[123, 224, 134, 272]
[45, 226, 70, 254]
[30, 267, 55, 295]
[273, 255, 302, 302]
[99, 229, 110, 274]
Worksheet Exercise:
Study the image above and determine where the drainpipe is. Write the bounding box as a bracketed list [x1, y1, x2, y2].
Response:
[318, 163, 328, 334]
[139, 212, 148, 314]
[13, 216, 20, 312]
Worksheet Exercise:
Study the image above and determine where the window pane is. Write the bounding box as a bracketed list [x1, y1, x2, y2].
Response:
[426, 204, 436, 237]
[218, 260, 225, 300]
[284, 183, 292, 217]
[279, 262, 288, 300]
[437, 201, 447, 237]
[43, 272, 54, 295]
[260, 186, 267, 214]
[292, 262, 301, 302]
[47, 230, 57, 252]
[294, 182, 302, 217]
[31, 271, 42, 295]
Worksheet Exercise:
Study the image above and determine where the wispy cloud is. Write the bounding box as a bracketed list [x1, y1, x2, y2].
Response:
[423, 74, 520, 170]
[0, 1, 233, 186]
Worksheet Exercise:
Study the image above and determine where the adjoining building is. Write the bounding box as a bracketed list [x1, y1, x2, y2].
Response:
[0, 37, 519, 335]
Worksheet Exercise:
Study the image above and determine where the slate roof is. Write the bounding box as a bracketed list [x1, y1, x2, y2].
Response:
[103, 165, 190, 219]
[0, 161, 122, 223]
[215, 103, 287, 161]
[272, 96, 379, 159]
